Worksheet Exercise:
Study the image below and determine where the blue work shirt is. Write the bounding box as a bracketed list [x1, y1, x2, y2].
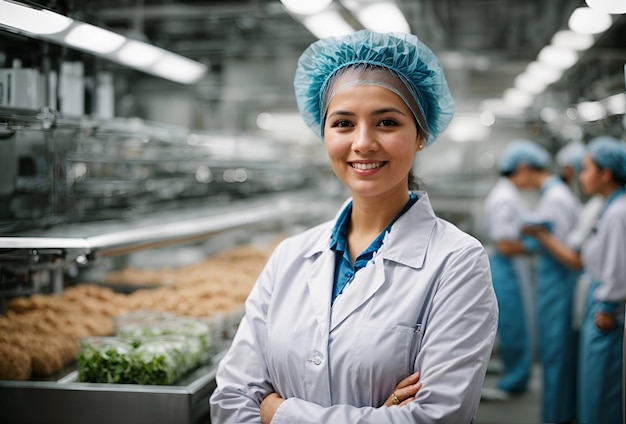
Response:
[330, 192, 418, 303]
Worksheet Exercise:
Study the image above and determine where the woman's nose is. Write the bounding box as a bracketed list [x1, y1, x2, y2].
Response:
[352, 125, 378, 153]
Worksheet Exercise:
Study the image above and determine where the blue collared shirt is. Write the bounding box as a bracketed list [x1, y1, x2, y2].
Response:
[329, 192, 418, 303]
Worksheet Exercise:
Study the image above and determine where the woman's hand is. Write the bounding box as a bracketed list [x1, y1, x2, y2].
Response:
[383, 371, 422, 407]
[595, 311, 615, 332]
[261, 392, 284, 424]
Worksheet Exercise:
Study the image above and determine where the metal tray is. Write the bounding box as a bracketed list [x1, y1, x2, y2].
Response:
[0, 355, 222, 424]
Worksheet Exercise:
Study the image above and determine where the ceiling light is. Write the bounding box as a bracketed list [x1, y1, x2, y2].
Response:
[585, 0, 626, 14]
[447, 114, 491, 142]
[352, 2, 411, 33]
[551, 30, 595, 51]
[479, 111, 496, 127]
[151, 53, 207, 84]
[65, 23, 126, 54]
[503, 88, 534, 108]
[117, 41, 164, 67]
[525, 61, 563, 84]
[0, 2, 206, 84]
[0, 0, 73, 35]
[576, 101, 606, 121]
[604, 93, 626, 115]
[538, 45, 578, 70]
[479, 98, 526, 117]
[568, 7, 612, 34]
[514, 73, 548, 95]
[539, 107, 559, 123]
[280, 0, 332, 15]
[302, 11, 355, 39]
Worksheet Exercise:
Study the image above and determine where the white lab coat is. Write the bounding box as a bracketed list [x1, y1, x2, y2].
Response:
[483, 177, 535, 343]
[581, 194, 626, 305]
[535, 176, 581, 242]
[210, 191, 498, 424]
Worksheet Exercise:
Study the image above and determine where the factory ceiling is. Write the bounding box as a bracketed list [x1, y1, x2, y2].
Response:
[3, 0, 626, 118]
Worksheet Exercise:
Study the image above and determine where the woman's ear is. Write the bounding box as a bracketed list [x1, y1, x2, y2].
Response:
[416, 137, 425, 152]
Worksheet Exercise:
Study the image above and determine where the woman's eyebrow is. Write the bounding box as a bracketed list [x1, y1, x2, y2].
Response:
[326, 110, 355, 119]
[371, 107, 407, 116]
[327, 107, 407, 119]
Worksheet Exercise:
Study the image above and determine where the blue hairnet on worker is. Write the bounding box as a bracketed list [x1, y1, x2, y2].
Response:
[294, 29, 455, 145]
[497, 138, 551, 174]
[556, 140, 586, 172]
[586, 135, 626, 183]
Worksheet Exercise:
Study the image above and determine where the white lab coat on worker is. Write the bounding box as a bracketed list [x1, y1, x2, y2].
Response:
[535, 176, 580, 242]
[210, 191, 498, 424]
[581, 194, 626, 306]
[483, 177, 534, 337]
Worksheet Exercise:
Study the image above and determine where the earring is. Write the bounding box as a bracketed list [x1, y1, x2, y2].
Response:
[417, 144, 424, 151]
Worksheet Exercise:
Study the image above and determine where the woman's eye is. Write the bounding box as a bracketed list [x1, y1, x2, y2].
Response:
[378, 119, 398, 127]
[330, 120, 352, 128]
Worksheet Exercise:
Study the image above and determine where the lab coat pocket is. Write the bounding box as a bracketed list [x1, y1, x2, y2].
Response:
[356, 323, 423, 378]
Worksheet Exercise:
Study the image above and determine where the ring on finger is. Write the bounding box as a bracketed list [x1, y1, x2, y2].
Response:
[391, 393, 400, 405]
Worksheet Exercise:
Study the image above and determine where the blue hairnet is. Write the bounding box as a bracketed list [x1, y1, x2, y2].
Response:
[556, 140, 585, 171]
[587, 136, 626, 183]
[294, 29, 454, 145]
[498, 139, 551, 173]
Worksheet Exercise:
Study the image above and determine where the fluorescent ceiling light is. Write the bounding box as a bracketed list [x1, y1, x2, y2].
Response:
[526, 61, 563, 84]
[479, 98, 526, 117]
[0, 0, 73, 34]
[280, 0, 332, 15]
[538, 45, 578, 70]
[604, 93, 626, 115]
[302, 11, 355, 39]
[65, 23, 126, 54]
[117, 41, 164, 67]
[551, 30, 595, 51]
[568, 7, 612, 34]
[585, 0, 626, 14]
[504, 88, 534, 108]
[354, 2, 411, 33]
[479, 111, 496, 126]
[514, 73, 548, 95]
[576, 100, 606, 121]
[447, 114, 491, 142]
[151, 52, 207, 84]
[539, 107, 559, 123]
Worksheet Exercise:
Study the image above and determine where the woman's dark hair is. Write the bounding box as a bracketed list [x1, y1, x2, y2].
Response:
[408, 169, 420, 190]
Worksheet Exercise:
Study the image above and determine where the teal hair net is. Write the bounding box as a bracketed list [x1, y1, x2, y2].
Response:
[294, 29, 454, 145]
[587, 136, 626, 183]
[556, 140, 585, 171]
[498, 139, 551, 173]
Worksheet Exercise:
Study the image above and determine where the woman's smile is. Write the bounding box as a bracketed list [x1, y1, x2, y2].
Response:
[350, 161, 387, 171]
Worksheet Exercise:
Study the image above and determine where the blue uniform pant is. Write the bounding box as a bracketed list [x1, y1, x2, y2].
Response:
[578, 283, 623, 424]
[536, 255, 578, 423]
[489, 254, 531, 392]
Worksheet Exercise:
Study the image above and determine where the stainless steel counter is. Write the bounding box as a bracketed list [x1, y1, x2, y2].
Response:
[0, 359, 220, 424]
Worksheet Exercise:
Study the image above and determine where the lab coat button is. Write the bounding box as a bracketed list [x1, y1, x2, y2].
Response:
[313, 354, 322, 365]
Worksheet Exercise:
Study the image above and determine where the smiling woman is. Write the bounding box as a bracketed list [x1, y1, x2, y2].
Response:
[210, 29, 498, 424]
[323, 82, 421, 202]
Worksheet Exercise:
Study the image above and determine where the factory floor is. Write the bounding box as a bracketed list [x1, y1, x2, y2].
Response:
[477, 359, 542, 424]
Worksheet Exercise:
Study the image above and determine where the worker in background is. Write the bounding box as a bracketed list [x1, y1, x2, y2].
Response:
[556, 140, 585, 197]
[523, 135, 626, 424]
[482, 139, 546, 401]
[555, 141, 605, 332]
[525, 140, 581, 424]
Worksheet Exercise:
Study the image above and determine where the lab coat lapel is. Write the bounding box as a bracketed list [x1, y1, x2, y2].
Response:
[330, 253, 385, 332]
[306, 249, 334, 335]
